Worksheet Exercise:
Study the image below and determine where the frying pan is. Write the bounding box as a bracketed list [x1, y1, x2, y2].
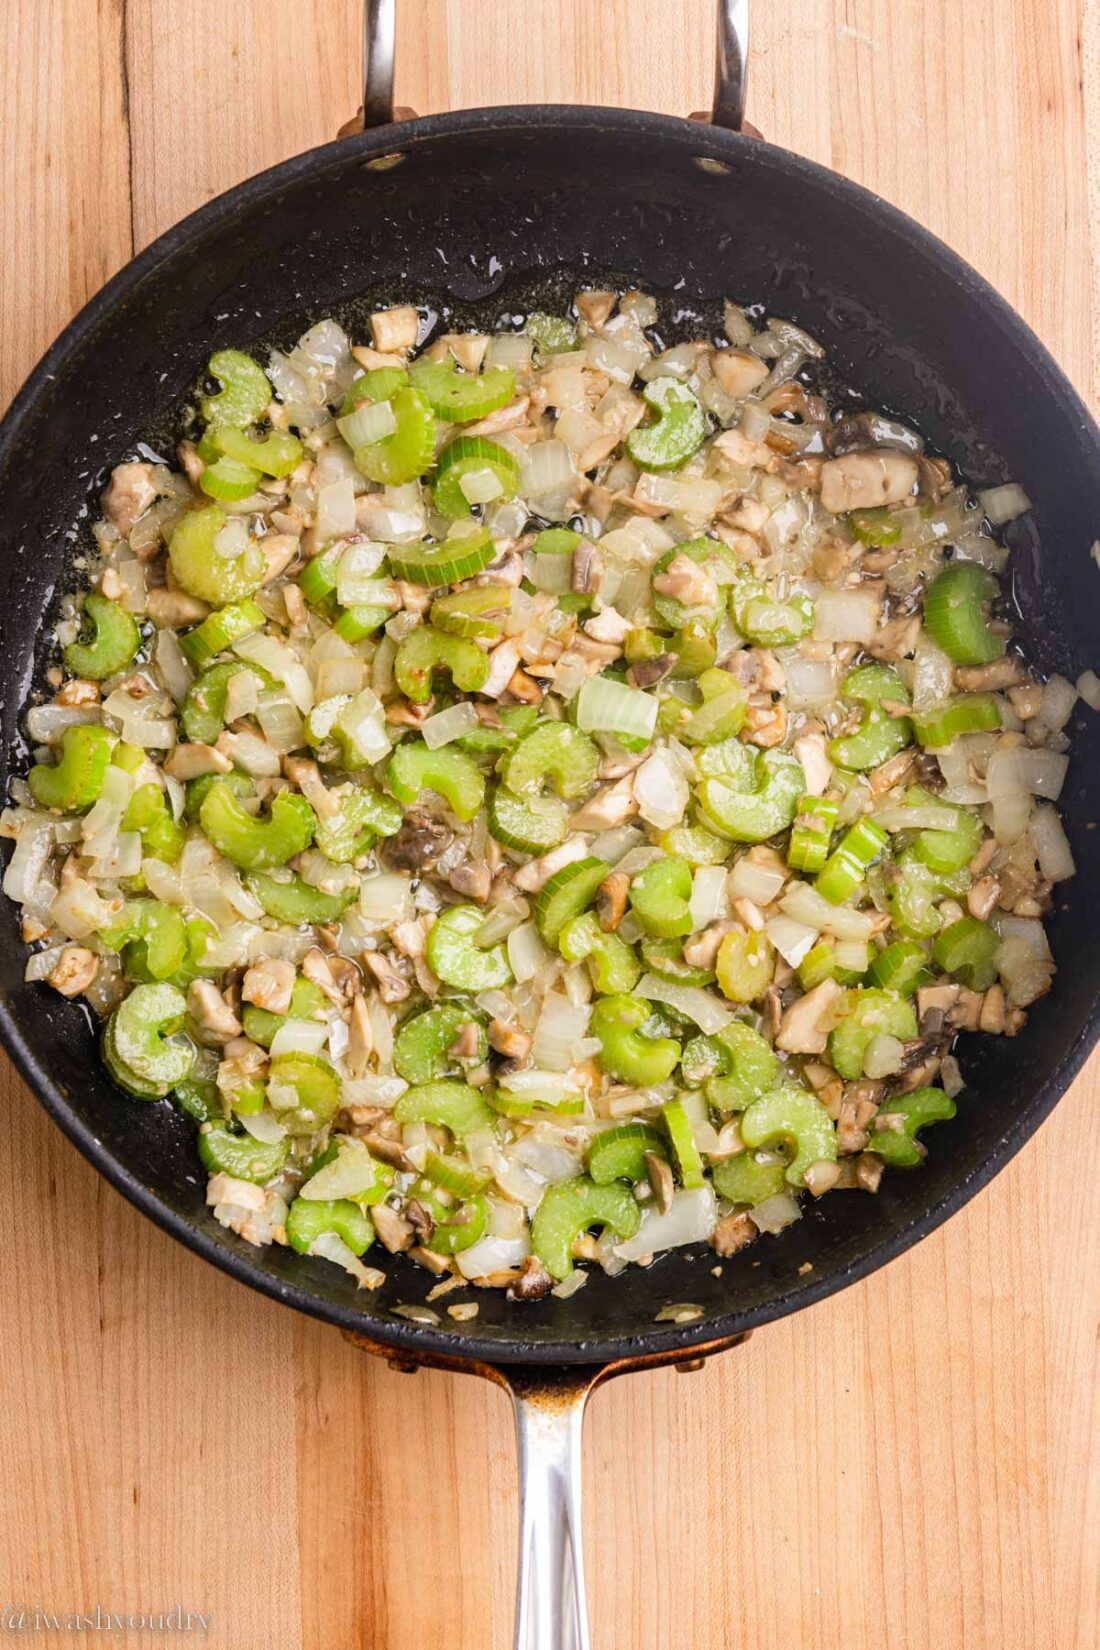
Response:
[2, 3, 1099, 1645]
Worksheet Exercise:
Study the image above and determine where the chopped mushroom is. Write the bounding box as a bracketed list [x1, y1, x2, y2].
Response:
[146, 588, 210, 627]
[575, 290, 617, 328]
[372, 1202, 414, 1254]
[46, 945, 99, 998]
[102, 462, 160, 536]
[187, 980, 242, 1045]
[652, 553, 719, 610]
[507, 1255, 555, 1301]
[645, 1151, 675, 1216]
[488, 1019, 533, 1060]
[448, 1021, 482, 1060]
[820, 450, 919, 514]
[361, 950, 411, 1004]
[368, 306, 419, 354]
[596, 871, 630, 933]
[447, 862, 493, 902]
[775, 979, 844, 1054]
[711, 1212, 756, 1256]
[164, 742, 232, 780]
[711, 348, 769, 400]
[955, 656, 1026, 692]
[567, 774, 638, 831]
[241, 956, 296, 1016]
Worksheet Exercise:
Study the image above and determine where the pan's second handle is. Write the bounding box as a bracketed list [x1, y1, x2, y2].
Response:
[356, 0, 750, 132]
[712, 0, 750, 131]
[506, 1368, 598, 1650]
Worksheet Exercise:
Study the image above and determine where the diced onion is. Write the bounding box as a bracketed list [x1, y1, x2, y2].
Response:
[25, 704, 101, 743]
[911, 632, 955, 712]
[270, 1019, 329, 1057]
[978, 483, 1031, 525]
[689, 865, 727, 930]
[1035, 674, 1077, 733]
[813, 587, 881, 644]
[421, 702, 478, 749]
[507, 920, 552, 984]
[358, 875, 413, 925]
[765, 913, 817, 967]
[1075, 669, 1100, 710]
[780, 880, 876, 939]
[235, 633, 314, 714]
[532, 994, 591, 1073]
[1031, 804, 1075, 882]
[986, 747, 1068, 801]
[636, 973, 733, 1034]
[338, 399, 396, 448]
[633, 747, 688, 829]
[727, 856, 786, 905]
[315, 478, 357, 539]
[614, 1186, 717, 1259]
[456, 1232, 531, 1279]
[749, 1191, 802, 1235]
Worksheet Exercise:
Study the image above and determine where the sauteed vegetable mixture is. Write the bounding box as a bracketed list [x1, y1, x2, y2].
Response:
[5, 290, 1092, 1305]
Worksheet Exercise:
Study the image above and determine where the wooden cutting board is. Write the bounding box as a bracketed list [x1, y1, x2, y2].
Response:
[1, 4, 1097, 1646]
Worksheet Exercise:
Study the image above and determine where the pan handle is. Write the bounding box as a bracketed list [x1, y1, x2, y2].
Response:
[358, 0, 749, 132]
[507, 1368, 597, 1650]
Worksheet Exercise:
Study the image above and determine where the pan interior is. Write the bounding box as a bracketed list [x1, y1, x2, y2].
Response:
[2, 112, 1098, 1362]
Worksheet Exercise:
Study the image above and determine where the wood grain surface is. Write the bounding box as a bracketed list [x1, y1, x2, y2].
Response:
[1, 4, 1098, 1647]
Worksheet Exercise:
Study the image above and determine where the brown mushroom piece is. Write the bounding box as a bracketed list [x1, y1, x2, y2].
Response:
[382, 813, 454, 874]
[820, 450, 920, 514]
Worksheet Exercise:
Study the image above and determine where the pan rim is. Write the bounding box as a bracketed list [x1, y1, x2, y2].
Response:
[3, 103, 1099, 1367]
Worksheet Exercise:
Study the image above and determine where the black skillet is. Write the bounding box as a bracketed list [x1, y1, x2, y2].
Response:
[2, 3, 1099, 1644]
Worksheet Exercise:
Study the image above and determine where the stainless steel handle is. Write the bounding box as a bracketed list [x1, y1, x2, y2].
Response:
[712, 0, 750, 130]
[357, 0, 750, 132]
[510, 1375, 593, 1650]
[363, 0, 397, 128]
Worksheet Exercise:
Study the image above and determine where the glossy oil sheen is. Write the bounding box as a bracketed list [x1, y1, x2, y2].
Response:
[1, 109, 1098, 1365]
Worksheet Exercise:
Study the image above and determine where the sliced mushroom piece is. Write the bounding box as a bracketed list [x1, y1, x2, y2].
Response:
[711, 1212, 756, 1257]
[361, 951, 411, 1004]
[187, 979, 243, 1046]
[241, 956, 296, 1016]
[820, 450, 920, 514]
[447, 862, 493, 903]
[46, 945, 99, 999]
[711, 347, 769, 400]
[102, 461, 160, 536]
[644, 1151, 675, 1216]
[567, 773, 638, 831]
[595, 871, 630, 933]
[775, 978, 844, 1055]
[368, 305, 419, 354]
[488, 1019, 532, 1060]
[372, 1202, 414, 1254]
[507, 1255, 555, 1301]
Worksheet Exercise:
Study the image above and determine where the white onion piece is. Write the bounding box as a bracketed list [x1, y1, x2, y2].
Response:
[636, 974, 733, 1034]
[532, 994, 591, 1073]
[358, 874, 413, 925]
[765, 913, 817, 968]
[727, 856, 786, 905]
[780, 880, 876, 939]
[689, 865, 727, 931]
[1036, 674, 1077, 732]
[309, 1231, 384, 1289]
[25, 704, 101, 743]
[3, 822, 52, 903]
[991, 790, 1033, 845]
[813, 587, 881, 644]
[978, 482, 1031, 525]
[633, 747, 688, 829]
[1075, 669, 1100, 710]
[456, 1231, 531, 1279]
[335, 541, 387, 605]
[421, 702, 478, 749]
[633, 473, 724, 524]
[749, 1191, 802, 1235]
[235, 634, 314, 714]
[614, 1186, 717, 1260]
[507, 920, 552, 984]
[315, 478, 357, 539]
[1031, 804, 1075, 882]
[498, 1069, 580, 1107]
[781, 654, 837, 709]
[154, 627, 194, 704]
[911, 632, 955, 712]
[239, 1111, 288, 1145]
[986, 747, 1068, 801]
[270, 1019, 329, 1057]
[24, 945, 65, 982]
[511, 1135, 583, 1184]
